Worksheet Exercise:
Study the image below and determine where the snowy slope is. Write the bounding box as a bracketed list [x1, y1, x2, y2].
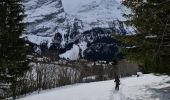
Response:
[62, 0, 128, 22]
[18, 74, 170, 100]
[59, 44, 80, 60]
[62, 0, 132, 31]
[59, 42, 87, 60]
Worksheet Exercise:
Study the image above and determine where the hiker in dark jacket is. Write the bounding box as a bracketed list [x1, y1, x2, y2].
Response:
[114, 76, 120, 90]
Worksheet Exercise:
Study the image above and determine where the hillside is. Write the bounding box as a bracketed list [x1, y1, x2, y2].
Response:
[18, 74, 170, 100]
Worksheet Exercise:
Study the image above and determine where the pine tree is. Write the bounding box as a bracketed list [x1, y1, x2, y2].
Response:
[119, 0, 170, 74]
[0, 0, 29, 99]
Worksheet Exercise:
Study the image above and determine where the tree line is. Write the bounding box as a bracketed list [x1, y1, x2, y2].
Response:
[115, 0, 170, 74]
[0, 0, 29, 99]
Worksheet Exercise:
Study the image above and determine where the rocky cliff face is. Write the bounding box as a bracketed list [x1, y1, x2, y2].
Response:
[23, 0, 66, 47]
[23, 0, 133, 60]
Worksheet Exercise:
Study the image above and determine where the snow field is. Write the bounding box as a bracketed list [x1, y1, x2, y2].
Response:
[18, 74, 170, 100]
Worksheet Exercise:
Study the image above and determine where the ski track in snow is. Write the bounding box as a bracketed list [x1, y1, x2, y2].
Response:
[18, 74, 170, 100]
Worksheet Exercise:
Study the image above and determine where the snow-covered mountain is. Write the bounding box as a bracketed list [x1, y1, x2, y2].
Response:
[23, 0, 133, 60]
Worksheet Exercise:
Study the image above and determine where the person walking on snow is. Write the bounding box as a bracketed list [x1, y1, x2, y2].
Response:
[114, 76, 120, 90]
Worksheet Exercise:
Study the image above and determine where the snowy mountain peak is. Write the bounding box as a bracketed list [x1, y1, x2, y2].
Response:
[23, 0, 133, 60]
[23, 0, 66, 47]
[62, 0, 127, 23]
